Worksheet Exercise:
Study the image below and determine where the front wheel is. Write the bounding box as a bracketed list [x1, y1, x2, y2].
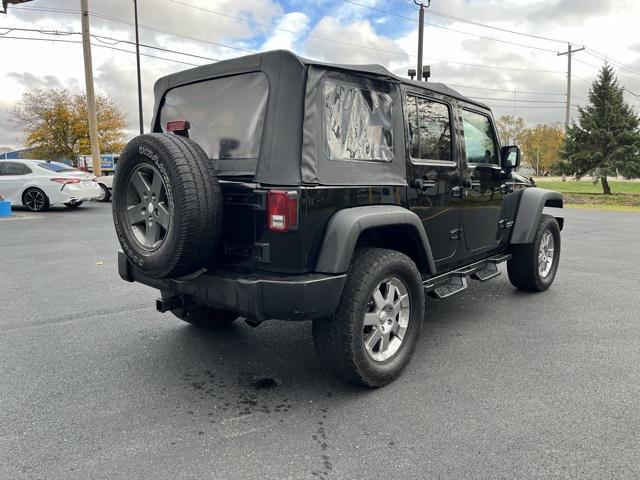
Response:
[312, 248, 425, 388]
[507, 214, 561, 291]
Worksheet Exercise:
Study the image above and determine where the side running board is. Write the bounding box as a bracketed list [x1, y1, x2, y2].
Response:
[424, 254, 511, 299]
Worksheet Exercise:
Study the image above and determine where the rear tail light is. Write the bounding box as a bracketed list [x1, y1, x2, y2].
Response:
[50, 178, 80, 184]
[267, 190, 298, 232]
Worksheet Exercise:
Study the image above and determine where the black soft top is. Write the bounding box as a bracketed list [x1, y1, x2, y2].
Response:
[150, 50, 488, 186]
[153, 50, 485, 111]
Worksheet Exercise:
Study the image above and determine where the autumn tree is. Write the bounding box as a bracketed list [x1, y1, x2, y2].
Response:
[561, 65, 640, 194]
[9, 88, 127, 162]
[496, 115, 526, 146]
[520, 124, 564, 175]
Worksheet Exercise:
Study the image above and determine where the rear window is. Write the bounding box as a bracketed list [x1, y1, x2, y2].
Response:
[322, 80, 393, 162]
[39, 162, 75, 173]
[160, 72, 269, 161]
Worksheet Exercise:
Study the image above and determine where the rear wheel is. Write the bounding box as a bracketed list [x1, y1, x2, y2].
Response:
[312, 248, 425, 387]
[64, 201, 83, 208]
[161, 292, 238, 329]
[507, 214, 561, 291]
[97, 183, 111, 202]
[22, 188, 50, 212]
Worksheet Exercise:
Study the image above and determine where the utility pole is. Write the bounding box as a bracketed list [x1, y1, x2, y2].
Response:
[80, 0, 102, 177]
[414, 1, 431, 82]
[558, 43, 585, 129]
[133, 0, 144, 134]
[558, 43, 584, 182]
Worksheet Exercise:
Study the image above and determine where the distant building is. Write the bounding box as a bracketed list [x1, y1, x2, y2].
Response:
[0, 147, 37, 160]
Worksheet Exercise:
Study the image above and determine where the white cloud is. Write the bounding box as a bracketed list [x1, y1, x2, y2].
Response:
[261, 12, 309, 52]
[301, 16, 409, 66]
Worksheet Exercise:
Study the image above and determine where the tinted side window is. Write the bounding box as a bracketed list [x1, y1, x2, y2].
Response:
[407, 95, 452, 162]
[0, 162, 27, 175]
[461, 110, 498, 165]
[323, 80, 393, 162]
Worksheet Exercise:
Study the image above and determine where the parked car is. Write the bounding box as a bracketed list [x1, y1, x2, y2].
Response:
[0, 159, 101, 211]
[113, 51, 564, 387]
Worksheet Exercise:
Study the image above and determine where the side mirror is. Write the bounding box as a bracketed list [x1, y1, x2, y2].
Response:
[501, 145, 521, 172]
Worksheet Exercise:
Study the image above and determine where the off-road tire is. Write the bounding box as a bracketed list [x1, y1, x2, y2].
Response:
[22, 188, 50, 212]
[312, 248, 425, 388]
[64, 201, 83, 208]
[508, 214, 561, 292]
[112, 133, 222, 279]
[98, 184, 111, 202]
[161, 292, 238, 328]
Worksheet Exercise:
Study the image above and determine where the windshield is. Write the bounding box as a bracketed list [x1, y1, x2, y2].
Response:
[160, 72, 269, 162]
[38, 162, 76, 173]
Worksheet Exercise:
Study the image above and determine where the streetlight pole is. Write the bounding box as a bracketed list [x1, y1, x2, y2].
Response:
[414, 0, 430, 81]
[134, 0, 144, 134]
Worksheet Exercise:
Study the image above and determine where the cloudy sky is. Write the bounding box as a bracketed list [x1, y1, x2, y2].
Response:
[1, 0, 640, 150]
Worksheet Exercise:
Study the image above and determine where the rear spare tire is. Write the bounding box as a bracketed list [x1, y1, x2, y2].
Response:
[113, 133, 222, 279]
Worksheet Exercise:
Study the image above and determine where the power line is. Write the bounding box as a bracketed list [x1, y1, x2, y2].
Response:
[0, 27, 219, 62]
[0, 35, 202, 67]
[585, 48, 640, 77]
[385, 0, 570, 45]
[10, 3, 568, 76]
[10, 5, 256, 55]
[167, 0, 413, 59]
[168, 0, 567, 74]
[342, 0, 558, 53]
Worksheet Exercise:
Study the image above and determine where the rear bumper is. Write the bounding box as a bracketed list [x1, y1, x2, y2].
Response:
[49, 183, 102, 204]
[118, 251, 346, 321]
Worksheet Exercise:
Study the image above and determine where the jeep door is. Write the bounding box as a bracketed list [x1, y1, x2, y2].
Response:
[459, 107, 505, 253]
[403, 89, 461, 264]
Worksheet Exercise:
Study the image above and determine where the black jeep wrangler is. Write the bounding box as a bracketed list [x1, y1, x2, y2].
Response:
[113, 50, 563, 387]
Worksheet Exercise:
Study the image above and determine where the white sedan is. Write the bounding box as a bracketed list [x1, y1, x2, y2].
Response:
[0, 159, 102, 211]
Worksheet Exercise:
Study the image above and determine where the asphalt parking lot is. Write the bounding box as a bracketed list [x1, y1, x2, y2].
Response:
[2, 202, 640, 479]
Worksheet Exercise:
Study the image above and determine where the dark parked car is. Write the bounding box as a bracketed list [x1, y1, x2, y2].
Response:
[113, 50, 563, 387]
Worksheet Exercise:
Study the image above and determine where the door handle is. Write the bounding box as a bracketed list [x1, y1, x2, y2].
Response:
[411, 179, 436, 191]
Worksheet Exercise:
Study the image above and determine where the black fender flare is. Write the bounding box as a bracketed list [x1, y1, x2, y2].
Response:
[315, 205, 436, 275]
[510, 188, 564, 244]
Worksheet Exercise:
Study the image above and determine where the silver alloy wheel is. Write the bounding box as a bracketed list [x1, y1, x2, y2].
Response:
[125, 164, 171, 250]
[538, 230, 555, 278]
[363, 277, 411, 362]
[24, 189, 45, 211]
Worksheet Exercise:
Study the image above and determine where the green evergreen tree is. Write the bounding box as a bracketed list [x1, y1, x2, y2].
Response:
[561, 64, 640, 194]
